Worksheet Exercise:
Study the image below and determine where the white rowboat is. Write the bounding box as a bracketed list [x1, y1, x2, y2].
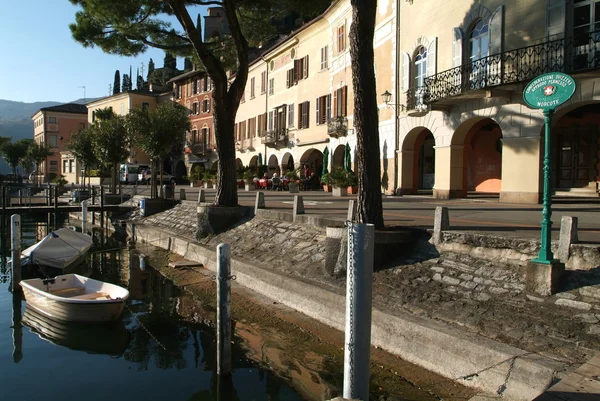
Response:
[19, 228, 93, 270]
[20, 274, 129, 323]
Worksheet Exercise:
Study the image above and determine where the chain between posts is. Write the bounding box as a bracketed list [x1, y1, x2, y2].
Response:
[345, 220, 356, 382]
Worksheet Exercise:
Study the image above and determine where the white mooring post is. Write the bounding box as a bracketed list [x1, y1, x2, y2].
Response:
[11, 214, 22, 293]
[81, 200, 88, 234]
[217, 243, 232, 376]
[343, 222, 374, 401]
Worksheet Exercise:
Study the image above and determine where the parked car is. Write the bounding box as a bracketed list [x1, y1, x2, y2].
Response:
[138, 170, 176, 185]
[119, 163, 150, 184]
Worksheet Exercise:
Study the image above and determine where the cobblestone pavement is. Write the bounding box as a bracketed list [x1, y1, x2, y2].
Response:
[129, 200, 600, 381]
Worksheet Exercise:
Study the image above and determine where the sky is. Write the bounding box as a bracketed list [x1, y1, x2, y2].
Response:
[0, 1, 205, 104]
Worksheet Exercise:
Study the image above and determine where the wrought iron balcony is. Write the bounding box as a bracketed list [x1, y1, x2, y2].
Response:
[405, 88, 429, 116]
[190, 143, 213, 154]
[423, 31, 600, 105]
[327, 116, 348, 138]
[261, 129, 288, 148]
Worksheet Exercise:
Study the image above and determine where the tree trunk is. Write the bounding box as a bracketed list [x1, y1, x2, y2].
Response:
[213, 99, 238, 206]
[112, 165, 118, 194]
[349, 0, 384, 228]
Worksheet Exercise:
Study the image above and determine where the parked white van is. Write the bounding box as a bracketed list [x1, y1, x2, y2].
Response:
[119, 163, 150, 184]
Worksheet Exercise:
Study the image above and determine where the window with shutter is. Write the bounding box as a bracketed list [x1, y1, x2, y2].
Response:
[316, 97, 320, 125]
[488, 6, 504, 56]
[250, 77, 255, 98]
[268, 111, 274, 131]
[401, 53, 410, 93]
[321, 46, 328, 69]
[303, 55, 309, 78]
[288, 104, 295, 127]
[261, 71, 266, 93]
[269, 78, 274, 95]
[426, 38, 437, 78]
[546, 0, 565, 39]
[452, 28, 463, 68]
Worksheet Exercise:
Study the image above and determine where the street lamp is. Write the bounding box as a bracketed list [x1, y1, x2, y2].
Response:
[381, 90, 406, 111]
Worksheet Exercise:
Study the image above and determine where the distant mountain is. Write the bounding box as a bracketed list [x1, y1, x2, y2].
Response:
[0, 98, 97, 173]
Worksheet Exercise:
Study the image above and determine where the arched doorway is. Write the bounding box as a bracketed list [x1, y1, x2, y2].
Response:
[267, 154, 280, 176]
[462, 119, 502, 193]
[300, 148, 324, 177]
[174, 160, 187, 179]
[553, 104, 600, 192]
[450, 117, 502, 196]
[248, 156, 258, 174]
[400, 127, 436, 194]
[332, 145, 345, 169]
[281, 152, 294, 175]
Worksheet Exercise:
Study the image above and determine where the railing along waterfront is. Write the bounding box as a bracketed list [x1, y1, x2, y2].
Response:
[423, 31, 600, 104]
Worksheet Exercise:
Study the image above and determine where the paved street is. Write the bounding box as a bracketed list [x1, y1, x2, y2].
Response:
[127, 184, 600, 244]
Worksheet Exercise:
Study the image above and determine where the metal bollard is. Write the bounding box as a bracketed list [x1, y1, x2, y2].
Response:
[81, 200, 88, 233]
[217, 243, 232, 376]
[343, 222, 374, 401]
[11, 215, 22, 294]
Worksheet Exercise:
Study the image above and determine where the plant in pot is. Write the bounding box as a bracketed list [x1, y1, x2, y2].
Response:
[203, 172, 216, 189]
[285, 169, 300, 193]
[321, 172, 333, 192]
[189, 165, 203, 187]
[346, 171, 358, 194]
[328, 167, 350, 197]
[243, 169, 255, 191]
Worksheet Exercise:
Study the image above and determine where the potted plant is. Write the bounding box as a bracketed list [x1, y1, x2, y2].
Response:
[321, 173, 333, 192]
[285, 169, 300, 193]
[188, 165, 203, 187]
[203, 172, 216, 189]
[328, 167, 350, 197]
[346, 171, 358, 194]
[243, 169, 255, 191]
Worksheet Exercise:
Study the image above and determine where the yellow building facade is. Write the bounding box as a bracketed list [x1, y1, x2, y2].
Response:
[234, 0, 397, 192]
[234, 0, 600, 202]
[398, 0, 600, 202]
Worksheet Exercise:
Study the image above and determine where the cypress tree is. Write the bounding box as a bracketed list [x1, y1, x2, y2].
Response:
[122, 74, 131, 91]
[113, 70, 121, 94]
[164, 52, 176, 70]
[136, 67, 144, 90]
[147, 58, 155, 82]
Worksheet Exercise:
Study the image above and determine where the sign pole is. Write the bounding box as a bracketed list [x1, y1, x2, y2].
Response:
[523, 72, 576, 295]
[533, 109, 555, 264]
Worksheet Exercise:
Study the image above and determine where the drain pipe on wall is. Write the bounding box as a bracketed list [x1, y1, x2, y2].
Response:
[393, 0, 401, 195]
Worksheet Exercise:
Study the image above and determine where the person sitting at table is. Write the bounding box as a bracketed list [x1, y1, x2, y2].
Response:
[271, 173, 282, 191]
[303, 172, 319, 190]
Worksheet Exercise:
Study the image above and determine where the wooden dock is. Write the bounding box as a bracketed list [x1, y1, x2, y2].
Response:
[2, 204, 131, 214]
[534, 354, 600, 400]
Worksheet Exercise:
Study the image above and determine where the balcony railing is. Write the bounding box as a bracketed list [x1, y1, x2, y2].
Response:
[423, 31, 600, 104]
[327, 116, 348, 138]
[190, 143, 213, 154]
[261, 129, 288, 148]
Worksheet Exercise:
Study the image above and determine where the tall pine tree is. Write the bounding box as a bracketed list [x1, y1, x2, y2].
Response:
[122, 74, 131, 91]
[113, 70, 121, 94]
[147, 58, 155, 82]
[136, 67, 144, 89]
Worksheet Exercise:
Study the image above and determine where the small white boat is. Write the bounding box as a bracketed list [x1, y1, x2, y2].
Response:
[20, 274, 130, 323]
[17, 228, 93, 270]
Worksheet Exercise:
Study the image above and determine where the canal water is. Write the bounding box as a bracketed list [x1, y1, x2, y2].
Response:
[0, 214, 309, 401]
[0, 213, 463, 401]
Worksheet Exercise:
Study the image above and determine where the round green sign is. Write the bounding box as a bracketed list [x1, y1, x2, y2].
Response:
[523, 72, 576, 110]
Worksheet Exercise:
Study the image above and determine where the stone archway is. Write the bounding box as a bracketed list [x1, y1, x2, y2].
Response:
[248, 155, 258, 174]
[281, 152, 294, 175]
[400, 127, 436, 194]
[267, 154, 280, 176]
[174, 160, 187, 179]
[300, 148, 324, 177]
[552, 103, 600, 194]
[332, 145, 345, 170]
[449, 117, 502, 197]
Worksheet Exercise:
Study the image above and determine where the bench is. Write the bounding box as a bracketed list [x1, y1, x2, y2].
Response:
[49, 286, 85, 296]
[69, 292, 111, 300]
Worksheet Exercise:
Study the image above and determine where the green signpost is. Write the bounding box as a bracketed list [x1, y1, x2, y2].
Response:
[523, 72, 576, 264]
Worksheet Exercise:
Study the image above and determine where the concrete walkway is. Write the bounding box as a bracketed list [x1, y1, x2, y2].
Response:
[130, 185, 600, 243]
